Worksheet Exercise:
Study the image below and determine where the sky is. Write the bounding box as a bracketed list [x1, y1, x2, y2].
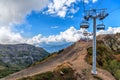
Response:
[0, 0, 120, 52]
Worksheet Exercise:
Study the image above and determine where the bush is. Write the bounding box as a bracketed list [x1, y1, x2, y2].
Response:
[19, 67, 76, 80]
[114, 70, 120, 80]
[0, 67, 20, 78]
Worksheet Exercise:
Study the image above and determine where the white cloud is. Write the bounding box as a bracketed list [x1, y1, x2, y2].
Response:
[44, 0, 98, 18]
[0, 0, 50, 44]
[70, 7, 79, 14]
[26, 26, 85, 45]
[84, 0, 89, 3]
[0, 26, 120, 52]
[45, 0, 80, 18]
[0, 27, 25, 44]
[51, 26, 59, 29]
[1, 26, 120, 45]
[0, 0, 49, 26]
[0, 0, 49, 47]
[26, 26, 120, 52]
[92, 0, 98, 3]
[84, 0, 98, 3]
[0, 26, 86, 50]
[26, 26, 86, 52]
[97, 27, 120, 35]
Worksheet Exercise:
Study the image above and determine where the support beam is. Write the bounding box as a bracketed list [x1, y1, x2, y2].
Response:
[92, 17, 97, 74]
[80, 8, 108, 75]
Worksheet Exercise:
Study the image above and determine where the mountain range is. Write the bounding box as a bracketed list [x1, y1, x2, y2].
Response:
[0, 44, 49, 78]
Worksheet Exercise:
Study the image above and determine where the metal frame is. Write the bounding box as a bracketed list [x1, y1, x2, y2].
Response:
[80, 8, 108, 75]
[97, 24, 105, 30]
[80, 21, 89, 29]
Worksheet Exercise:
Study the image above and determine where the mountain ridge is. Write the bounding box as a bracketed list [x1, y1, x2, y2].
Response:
[0, 44, 49, 78]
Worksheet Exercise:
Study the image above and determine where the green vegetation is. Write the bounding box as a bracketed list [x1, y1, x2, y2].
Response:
[0, 44, 49, 78]
[18, 66, 76, 80]
[86, 40, 120, 80]
[93, 75, 103, 80]
[31, 53, 56, 66]
[19, 71, 54, 80]
[0, 67, 20, 78]
[32, 49, 64, 66]
[0, 59, 27, 78]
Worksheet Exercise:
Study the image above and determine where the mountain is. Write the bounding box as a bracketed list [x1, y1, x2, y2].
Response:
[0, 44, 49, 78]
[1, 33, 120, 80]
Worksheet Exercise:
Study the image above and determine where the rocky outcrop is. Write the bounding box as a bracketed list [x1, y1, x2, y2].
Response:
[97, 33, 120, 53]
[0, 44, 49, 71]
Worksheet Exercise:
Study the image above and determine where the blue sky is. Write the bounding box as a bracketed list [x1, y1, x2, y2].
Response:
[19, 0, 120, 37]
[0, 0, 120, 52]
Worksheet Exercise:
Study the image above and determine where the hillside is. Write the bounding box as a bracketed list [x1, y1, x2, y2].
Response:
[97, 33, 120, 53]
[18, 62, 76, 80]
[0, 44, 49, 78]
[87, 33, 120, 80]
[1, 33, 120, 80]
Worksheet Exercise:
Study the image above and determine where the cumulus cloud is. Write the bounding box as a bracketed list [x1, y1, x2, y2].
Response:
[26, 26, 120, 52]
[0, 0, 49, 26]
[97, 27, 120, 35]
[0, 26, 86, 52]
[0, 0, 49, 47]
[26, 26, 87, 52]
[44, 0, 98, 18]
[27, 26, 85, 45]
[0, 26, 120, 52]
[0, 26, 85, 44]
[45, 0, 80, 18]
[1, 26, 119, 45]
[0, 27, 25, 44]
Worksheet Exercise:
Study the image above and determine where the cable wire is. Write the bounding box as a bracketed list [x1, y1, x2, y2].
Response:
[109, 7, 120, 14]
[82, 0, 86, 13]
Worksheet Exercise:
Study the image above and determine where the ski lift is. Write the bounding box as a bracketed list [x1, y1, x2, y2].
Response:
[97, 24, 105, 30]
[80, 21, 89, 29]
[98, 10, 109, 20]
[83, 30, 88, 36]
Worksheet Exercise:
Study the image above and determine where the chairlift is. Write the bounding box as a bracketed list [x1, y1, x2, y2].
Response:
[97, 24, 105, 30]
[83, 31, 88, 36]
[80, 21, 89, 29]
[99, 13, 109, 20]
[88, 33, 93, 36]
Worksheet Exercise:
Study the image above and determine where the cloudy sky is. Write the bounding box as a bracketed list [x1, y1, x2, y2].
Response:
[0, 0, 120, 52]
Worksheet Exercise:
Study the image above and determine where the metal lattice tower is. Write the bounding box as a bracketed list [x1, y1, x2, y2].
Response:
[80, 8, 108, 74]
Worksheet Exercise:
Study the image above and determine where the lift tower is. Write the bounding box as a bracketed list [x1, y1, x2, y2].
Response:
[80, 9, 108, 74]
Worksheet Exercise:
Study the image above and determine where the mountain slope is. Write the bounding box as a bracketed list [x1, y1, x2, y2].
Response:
[86, 33, 120, 80]
[97, 33, 120, 53]
[0, 44, 49, 78]
[1, 39, 116, 80]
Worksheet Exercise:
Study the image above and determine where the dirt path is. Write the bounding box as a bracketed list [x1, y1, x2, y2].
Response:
[1, 41, 115, 80]
[69, 41, 115, 80]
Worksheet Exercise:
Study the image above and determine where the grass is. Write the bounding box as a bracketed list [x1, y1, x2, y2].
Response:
[0, 67, 20, 78]
[93, 75, 103, 80]
[0, 66, 5, 70]
[32, 49, 64, 66]
[18, 63, 76, 80]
